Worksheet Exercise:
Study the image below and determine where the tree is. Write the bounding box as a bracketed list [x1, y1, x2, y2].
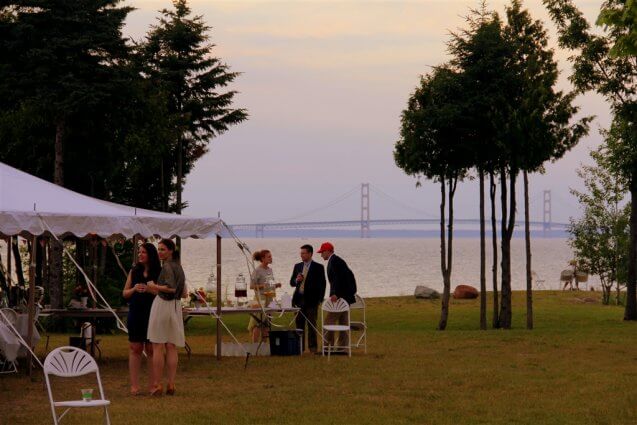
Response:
[569, 144, 630, 305]
[495, 0, 589, 329]
[598, 0, 637, 57]
[0, 0, 133, 309]
[448, 6, 510, 329]
[545, 0, 637, 320]
[395, 67, 471, 330]
[142, 0, 248, 214]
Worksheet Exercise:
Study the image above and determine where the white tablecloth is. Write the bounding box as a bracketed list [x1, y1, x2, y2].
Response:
[0, 314, 40, 361]
[15, 314, 40, 357]
[0, 322, 21, 362]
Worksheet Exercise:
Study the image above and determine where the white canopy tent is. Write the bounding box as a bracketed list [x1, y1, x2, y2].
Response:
[0, 161, 230, 366]
[0, 161, 224, 239]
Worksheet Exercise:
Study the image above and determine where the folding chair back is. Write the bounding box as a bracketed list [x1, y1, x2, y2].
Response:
[349, 294, 367, 354]
[321, 299, 351, 357]
[43, 346, 110, 425]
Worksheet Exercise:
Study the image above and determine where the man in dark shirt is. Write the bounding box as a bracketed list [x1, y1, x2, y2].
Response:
[289, 244, 326, 353]
[318, 242, 357, 350]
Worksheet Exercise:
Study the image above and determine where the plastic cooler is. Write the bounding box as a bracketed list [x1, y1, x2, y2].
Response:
[269, 329, 303, 356]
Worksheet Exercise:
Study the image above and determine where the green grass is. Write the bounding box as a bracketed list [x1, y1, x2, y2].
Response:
[2, 291, 637, 425]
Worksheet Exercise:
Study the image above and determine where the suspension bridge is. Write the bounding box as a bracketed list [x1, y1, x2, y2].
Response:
[228, 183, 570, 238]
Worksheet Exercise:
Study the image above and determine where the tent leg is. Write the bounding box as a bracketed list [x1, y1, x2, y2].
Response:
[7, 237, 12, 305]
[216, 235, 222, 361]
[27, 235, 37, 376]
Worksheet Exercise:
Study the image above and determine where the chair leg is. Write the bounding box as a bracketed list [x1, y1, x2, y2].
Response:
[104, 406, 111, 425]
[348, 330, 351, 357]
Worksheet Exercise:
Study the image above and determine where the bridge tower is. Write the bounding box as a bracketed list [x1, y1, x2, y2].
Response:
[543, 190, 552, 236]
[361, 183, 370, 238]
[256, 224, 265, 238]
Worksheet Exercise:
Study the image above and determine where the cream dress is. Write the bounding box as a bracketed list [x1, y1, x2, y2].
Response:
[147, 260, 186, 347]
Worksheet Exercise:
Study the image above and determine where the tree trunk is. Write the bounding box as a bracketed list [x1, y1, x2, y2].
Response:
[99, 239, 107, 277]
[0, 244, 7, 295]
[160, 158, 167, 212]
[490, 172, 499, 328]
[524, 170, 533, 330]
[35, 237, 43, 287]
[479, 170, 487, 330]
[176, 138, 183, 251]
[499, 168, 516, 329]
[49, 118, 66, 310]
[624, 177, 637, 320]
[438, 178, 449, 330]
[54, 119, 65, 186]
[49, 239, 64, 309]
[12, 238, 25, 288]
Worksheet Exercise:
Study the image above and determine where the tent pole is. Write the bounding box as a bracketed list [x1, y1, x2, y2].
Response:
[132, 235, 138, 269]
[91, 237, 98, 308]
[27, 234, 37, 376]
[216, 235, 222, 361]
[7, 236, 12, 290]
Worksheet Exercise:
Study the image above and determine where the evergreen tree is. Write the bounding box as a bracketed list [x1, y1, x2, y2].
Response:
[142, 0, 248, 213]
[0, 0, 133, 309]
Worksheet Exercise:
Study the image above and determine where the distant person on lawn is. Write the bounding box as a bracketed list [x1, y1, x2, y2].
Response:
[318, 242, 357, 350]
[289, 244, 326, 353]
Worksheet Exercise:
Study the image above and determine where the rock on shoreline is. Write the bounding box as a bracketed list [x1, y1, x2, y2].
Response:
[414, 286, 440, 299]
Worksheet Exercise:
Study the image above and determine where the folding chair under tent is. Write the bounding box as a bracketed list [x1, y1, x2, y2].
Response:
[0, 161, 231, 370]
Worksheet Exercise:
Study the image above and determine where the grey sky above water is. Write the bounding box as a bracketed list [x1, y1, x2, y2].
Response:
[125, 0, 611, 224]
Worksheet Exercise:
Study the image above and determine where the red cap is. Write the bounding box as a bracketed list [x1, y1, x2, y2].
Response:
[317, 242, 334, 253]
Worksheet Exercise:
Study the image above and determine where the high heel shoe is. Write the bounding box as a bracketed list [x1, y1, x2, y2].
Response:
[166, 384, 175, 396]
[150, 384, 163, 396]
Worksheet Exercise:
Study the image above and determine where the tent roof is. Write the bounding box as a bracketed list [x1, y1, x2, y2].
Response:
[0, 162, 223, 239]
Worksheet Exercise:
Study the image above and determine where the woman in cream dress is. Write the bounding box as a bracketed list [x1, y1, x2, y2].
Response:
[146, 239, 188, 396]
[248, 250, 281, 342]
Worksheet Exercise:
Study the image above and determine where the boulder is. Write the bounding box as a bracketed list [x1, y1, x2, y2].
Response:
[414, 286, 440, 299]
[453, 285, 479, 299]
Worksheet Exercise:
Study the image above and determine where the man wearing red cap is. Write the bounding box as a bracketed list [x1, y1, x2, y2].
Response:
[318, 242, 357, 350]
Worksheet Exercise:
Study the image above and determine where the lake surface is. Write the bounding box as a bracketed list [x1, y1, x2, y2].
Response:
[180, 238, 593, 299]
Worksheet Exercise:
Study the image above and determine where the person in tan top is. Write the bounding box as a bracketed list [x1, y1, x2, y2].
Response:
[146, 239, 188, 396]
[248, 250, 281, 342]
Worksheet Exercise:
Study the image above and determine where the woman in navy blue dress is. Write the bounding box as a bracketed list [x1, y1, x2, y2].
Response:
[122, 242, 161, 395]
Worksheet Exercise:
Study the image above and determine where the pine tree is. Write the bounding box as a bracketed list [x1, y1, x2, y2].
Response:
[142, 0, 248, 214]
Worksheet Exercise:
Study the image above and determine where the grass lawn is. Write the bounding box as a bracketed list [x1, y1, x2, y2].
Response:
[1, 290, 637, 425]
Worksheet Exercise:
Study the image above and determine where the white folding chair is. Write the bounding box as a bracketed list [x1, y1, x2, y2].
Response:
[321, 298, 351, 357]
[531, 271, 546, 290]
[349, 294, 367, 354]
[44, 346, 111, 425]
[0, 308, 19, 374]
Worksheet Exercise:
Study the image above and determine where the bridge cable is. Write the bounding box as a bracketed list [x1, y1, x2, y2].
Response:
[264, 186, 359, 224]
[369, 184, 438, 218]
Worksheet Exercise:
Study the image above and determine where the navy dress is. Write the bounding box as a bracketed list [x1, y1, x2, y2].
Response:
[127, 267, 157, 343]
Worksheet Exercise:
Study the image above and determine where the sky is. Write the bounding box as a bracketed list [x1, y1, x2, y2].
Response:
[124, 0, 612, 225]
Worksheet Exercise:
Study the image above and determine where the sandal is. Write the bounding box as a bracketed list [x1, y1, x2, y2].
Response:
[149, 385, 163, 397]
[166, 384, 175, 396]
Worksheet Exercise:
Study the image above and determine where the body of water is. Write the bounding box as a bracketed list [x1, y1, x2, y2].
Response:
[181, 238, 593, 299]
